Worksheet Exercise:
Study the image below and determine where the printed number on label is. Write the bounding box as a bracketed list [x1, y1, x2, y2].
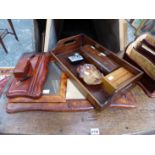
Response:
[90, 128, 100, 135]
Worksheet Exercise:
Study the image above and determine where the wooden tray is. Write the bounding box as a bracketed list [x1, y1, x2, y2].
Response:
[51, 34, 143, 110]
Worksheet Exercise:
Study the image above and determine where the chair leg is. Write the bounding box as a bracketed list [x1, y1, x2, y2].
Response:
[0, 38, 8, 54]
[8, 19, 19, 41]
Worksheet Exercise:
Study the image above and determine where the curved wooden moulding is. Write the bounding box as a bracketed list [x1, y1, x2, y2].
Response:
[6, 90, 136, 113]
[6, 100, 94, 113]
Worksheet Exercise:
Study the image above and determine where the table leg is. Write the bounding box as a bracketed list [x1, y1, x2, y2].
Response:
[0, 37, 8, 54]
[8, 19, 19, 41]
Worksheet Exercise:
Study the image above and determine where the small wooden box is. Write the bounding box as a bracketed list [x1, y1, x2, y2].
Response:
[103, 67, 134, 95]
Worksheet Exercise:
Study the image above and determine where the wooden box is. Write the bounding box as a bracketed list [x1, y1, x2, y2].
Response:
[102, 67, 135, 95]
[51, 34, 143, 110]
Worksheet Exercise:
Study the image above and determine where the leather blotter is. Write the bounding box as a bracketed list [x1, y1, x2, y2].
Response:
[6, 53, 50, 98]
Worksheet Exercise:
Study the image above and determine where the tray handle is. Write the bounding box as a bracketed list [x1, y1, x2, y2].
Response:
[56, 35, 82, 48]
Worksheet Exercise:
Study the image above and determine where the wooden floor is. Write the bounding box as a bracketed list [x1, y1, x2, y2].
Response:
[0, 85, 155, 135]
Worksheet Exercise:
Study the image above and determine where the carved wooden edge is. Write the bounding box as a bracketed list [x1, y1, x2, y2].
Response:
[6, 90, 137, 113]
[110, 91, 136, 108]
[6, 99, 94, 113]
[8, 73, 67, 103]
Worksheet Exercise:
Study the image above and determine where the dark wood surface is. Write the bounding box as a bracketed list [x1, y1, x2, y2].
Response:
[1, 84, 155, 135]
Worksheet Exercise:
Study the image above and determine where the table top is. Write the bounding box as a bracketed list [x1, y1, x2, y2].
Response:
[0, 84, 155, 135]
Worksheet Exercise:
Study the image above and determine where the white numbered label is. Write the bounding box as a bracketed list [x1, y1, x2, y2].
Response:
[90, 128, 100, 135]
[42, 89, 50, 94]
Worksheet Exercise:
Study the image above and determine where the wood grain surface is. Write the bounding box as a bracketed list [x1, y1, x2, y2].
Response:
[104, 67, 134, 88]
[0, 85, 155, 135]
